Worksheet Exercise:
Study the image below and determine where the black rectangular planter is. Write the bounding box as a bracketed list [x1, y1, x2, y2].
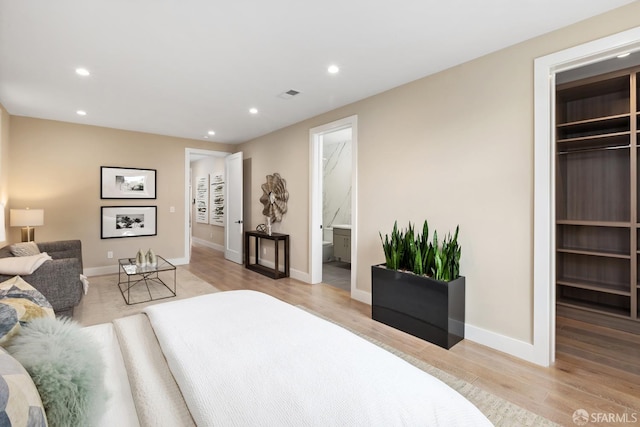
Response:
[371, 264, 465, 349]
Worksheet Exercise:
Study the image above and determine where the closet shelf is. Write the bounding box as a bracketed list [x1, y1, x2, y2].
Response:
[557, 300, 630, 318]
[556, 220, 630, 227]
[557, 279, 630, 296]
[557, 248, 629, 259]
[557, 131, 630, 144]
[557, 113, 630, 128]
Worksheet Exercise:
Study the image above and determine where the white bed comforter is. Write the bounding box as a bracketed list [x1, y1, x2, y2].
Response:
[144, 290, 491, 427]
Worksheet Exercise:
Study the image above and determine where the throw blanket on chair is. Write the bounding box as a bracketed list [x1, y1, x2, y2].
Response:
[144, 290, 491, 426]
[0, 253, 51, 275]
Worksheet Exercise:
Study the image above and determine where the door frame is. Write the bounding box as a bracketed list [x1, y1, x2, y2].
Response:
[183, 148, 231, 263]
[533, 26, 640, 367]
[309, 115, 363, 301]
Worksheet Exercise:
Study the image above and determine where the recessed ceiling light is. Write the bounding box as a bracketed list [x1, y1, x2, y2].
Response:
[327, 65, 340, 74]
[617, 52, 631, 58]
[249, 108, 258, 114]
[75, 68, 90, 76]
[208, 130, 215, 136]
[76, 110, 87, 116]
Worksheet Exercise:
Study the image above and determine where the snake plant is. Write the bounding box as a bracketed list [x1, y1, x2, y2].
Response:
[379, 220, 461, 281]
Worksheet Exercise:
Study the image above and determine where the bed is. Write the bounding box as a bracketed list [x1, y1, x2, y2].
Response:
[80, 290, 491, 426]
[2, 288, 491, 426]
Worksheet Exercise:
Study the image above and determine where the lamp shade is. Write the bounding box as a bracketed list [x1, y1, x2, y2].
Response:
[10, 209, 44, 227]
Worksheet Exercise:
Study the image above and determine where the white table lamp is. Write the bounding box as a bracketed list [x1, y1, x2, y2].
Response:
[10, 208, 44, 242]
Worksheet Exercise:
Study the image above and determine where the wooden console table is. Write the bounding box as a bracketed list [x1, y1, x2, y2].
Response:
[245, 231, 290, 279]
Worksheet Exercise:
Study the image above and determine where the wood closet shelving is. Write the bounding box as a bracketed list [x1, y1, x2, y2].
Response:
[556, 68, 640, 326]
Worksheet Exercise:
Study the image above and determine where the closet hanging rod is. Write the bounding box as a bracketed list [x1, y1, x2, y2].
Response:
[557, 144, 631, 155]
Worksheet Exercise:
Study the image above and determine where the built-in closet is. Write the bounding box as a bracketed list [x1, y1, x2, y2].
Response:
[556, 66, 640, 331]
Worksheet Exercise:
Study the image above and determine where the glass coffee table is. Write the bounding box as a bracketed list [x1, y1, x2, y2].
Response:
[118, 256, 176, 305]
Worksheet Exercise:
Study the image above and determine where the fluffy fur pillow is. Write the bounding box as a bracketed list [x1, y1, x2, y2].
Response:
[9, 242, 41, 257]
[0, 347, 47, 426]
[0, 276, 54, 345]
[7, 317, 107, 427]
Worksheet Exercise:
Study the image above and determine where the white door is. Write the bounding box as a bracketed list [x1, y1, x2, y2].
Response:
[309, 134, 324, 283]
[189, 167, 193, 260]
[225, 152, 243, 263]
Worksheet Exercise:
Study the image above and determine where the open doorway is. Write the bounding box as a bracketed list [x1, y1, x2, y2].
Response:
[183, 148, 230, 263]
[320, 127, 352, 291]
[533, 26, 640, 367]
[309, 116, 358, 297]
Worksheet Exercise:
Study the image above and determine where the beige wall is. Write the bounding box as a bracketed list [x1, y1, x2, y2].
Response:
[190, 156, 225, 247]
[239, 3, 640, 344]
[8, 117, 231, 270]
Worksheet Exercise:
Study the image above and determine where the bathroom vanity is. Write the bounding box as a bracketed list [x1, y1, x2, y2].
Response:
[332, 225, 351, 263]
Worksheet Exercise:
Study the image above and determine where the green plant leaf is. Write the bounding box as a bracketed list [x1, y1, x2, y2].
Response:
[413, 244, 423, 275]
[380, 221, 460, 280]
[434, 251, 443, 280]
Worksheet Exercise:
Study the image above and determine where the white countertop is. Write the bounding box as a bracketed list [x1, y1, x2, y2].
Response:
[332, 224, 351, 230]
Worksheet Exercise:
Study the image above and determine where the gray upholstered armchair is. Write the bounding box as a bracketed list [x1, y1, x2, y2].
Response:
[0, 240, 84, 317]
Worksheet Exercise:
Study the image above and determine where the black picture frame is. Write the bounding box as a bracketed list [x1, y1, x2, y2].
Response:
[101, 166, 157, 199]
[101, 206, 157, 239]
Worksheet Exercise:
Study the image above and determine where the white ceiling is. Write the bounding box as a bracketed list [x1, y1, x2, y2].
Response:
[0, 1, 635, 144]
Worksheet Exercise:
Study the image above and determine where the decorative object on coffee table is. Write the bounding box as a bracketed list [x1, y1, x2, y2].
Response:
[135, 249, 146, 267]
[146, 248, 157, 267]
[259, 173, 288, 223]
[118, 255, 176, 305]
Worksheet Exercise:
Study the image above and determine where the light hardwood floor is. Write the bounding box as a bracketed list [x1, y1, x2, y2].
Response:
[185, 244, 640, 426]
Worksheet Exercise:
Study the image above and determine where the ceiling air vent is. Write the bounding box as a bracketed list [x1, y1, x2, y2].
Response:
[278, 89, 301, 100]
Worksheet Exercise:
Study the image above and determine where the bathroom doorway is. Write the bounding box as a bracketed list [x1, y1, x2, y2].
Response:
[321, 128, 352, 291]
[309, 115, 358, 297]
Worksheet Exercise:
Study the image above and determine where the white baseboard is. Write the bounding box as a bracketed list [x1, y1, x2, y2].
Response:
[84, 265, 118, 276]
[464, 323, 537, 364]
[247, 256, 308, 282]
[192, 238, 224, 252]
[351, 288, 372, 305]
[356, 286, 538, 364]
[290, 268, 310, 283]
[169, 256, 189, 266]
